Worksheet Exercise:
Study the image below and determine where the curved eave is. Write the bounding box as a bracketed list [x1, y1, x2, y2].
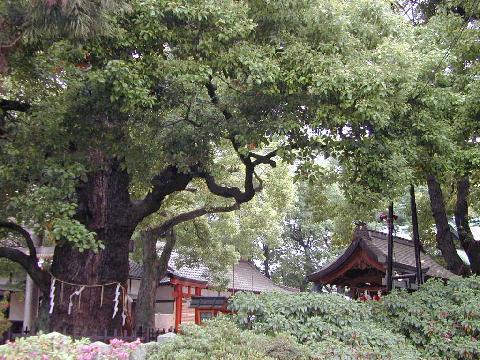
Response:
[307, 234, 386, 284]
[307, 238, 362, 282]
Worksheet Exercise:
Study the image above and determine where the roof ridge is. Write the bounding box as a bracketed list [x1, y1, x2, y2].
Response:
[367, 229, 415, 247]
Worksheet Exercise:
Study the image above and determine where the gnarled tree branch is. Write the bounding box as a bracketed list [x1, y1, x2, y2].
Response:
[0, 221, 49, 291]
[131, 166, 194, 222]
[145, 201, 241, 240]
[0, 247, 50, 292]
[0, 221, 39, 259]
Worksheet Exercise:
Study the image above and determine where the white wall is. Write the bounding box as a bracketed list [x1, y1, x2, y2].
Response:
[128, 279, 141, 298]
[156, 285, 173, 299]
[155, 313, 174, 331]
[154, 286, 175, 330]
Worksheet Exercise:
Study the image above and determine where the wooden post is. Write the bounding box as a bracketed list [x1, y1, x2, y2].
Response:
[174, 285, 182, 332]
[410, 185, 423, 285]
[194, 287, 202, 325]
[386, 202, 394, 292]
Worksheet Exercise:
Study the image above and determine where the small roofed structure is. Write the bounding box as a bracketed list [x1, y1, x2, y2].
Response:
[128, 259, 298, 332]
[307, 225, 455, 298]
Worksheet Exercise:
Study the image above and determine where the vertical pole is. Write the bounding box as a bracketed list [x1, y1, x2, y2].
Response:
[232, 263, 235, 295]
[23, 233, 41, 333]
[386, 202, 394, 292]
[410, 185, 423, 285]
[174, 284, 182, 333]
[194, 287, 201, 325]
[23, 278, 39, 333]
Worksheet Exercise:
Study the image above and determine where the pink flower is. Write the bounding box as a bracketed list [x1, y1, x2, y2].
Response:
[44, 0, 58, 7]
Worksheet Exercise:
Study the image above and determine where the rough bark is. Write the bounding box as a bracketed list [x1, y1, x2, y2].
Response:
[426, 175, 469, 275]
[49, 159, 136, 334]
[134, 198, 242, 330]
[455, 177, 480, 274]
[134, 234, 159, 330]
[34, 294, 51, 332]
[134, 231, 176, 331]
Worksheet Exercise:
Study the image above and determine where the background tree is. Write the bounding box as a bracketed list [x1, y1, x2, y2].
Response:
[134, 152, 294, 330]
[321, 0, 480, 275]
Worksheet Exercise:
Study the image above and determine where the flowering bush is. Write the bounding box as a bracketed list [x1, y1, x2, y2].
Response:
[0, 332, 141, 360]
[78, 338, 141, 360]
[0, 332, 89, 360]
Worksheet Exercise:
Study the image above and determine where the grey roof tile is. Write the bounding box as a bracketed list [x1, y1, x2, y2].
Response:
[366, 230, 455, 279]
[308, 227, 455, 281]
[129, 258, 298, 293]
[225, 260, 298, 293]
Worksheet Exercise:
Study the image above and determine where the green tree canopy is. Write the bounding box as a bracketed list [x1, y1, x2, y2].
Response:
[0, 0, 430, 331]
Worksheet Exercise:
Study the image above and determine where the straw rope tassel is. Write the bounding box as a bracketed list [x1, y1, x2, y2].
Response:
[100, 285, 104, 307]
[112, 283, 121, 319]
[121, 287, 127, 326]
[49, 278, 56, 314]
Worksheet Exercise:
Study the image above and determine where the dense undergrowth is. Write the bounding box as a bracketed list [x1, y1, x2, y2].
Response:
[0, 277, 478, 359]
[147, 276, 480, 360]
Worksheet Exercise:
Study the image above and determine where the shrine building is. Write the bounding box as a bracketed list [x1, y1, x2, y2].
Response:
[307, 225, 454, 298]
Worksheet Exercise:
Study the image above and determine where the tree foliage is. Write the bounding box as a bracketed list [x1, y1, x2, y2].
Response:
[144, 276, 480, 359]
[1, 0, 478, 329]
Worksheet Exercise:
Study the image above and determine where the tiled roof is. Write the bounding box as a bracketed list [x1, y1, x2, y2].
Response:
[308, 226, 455, 281]
[225, 260, 299, 293]
[366, 230, 454, 279]
[171, 263, 209, 283]
[129, 260, 144, 279]
[129, 258, 298, 293]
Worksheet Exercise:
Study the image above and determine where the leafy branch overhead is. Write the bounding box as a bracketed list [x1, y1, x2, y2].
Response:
[0, 0, 478, 332]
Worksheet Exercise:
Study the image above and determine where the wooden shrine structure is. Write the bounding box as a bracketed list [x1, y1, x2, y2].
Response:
[307, 224, 454, 298]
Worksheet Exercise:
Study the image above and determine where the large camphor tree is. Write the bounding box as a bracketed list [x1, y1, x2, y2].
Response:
[0, 0, 420, 332]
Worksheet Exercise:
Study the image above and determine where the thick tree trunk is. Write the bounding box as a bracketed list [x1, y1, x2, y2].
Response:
[134, 235, 158, 330]
[135, 231, 176, 331]
[426, 175, 469, 275]
[35, 295, 51, 333]
[49, 159, 136, 334]
[455, 177, 480, 274]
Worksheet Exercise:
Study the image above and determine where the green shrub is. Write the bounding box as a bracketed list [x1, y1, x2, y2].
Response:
[0, 296, 11, 335]
[379, 276, 480, 360]
[146, 318, 312, 360]
[230, 291, 421, 359]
